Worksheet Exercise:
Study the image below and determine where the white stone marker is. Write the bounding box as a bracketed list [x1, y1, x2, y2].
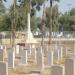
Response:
[31, 48, 36, 59]
[36, 48, 44, 70]
[25, 45, 31, 58]
[0, 62, 8, 75]
[63, 47, 68, 56]
[65, 58, 75, 75]
[69, 53, 75, 59]
[51, 65, 65, 75]
[61, 47, 63, 58]
[16, 45, 19, 54]
[58, 47, 63, 60]
[4, 46, 7, 59]
[42, 46, 48, 57]
[29, 45, 32, 55]
[47, 50, 53, 66]
[53, 47, 63, 63]
[19, 46, 23, 56]
[27, 48, 31, 58]
[0, 49, 4, 61]
[53, 49, 59, 63]
[20, 49, 27, 65]
[8, 49, 15, 69]
[0, 45, 3, 49]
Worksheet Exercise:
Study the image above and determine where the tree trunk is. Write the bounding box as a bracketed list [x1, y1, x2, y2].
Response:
[48, 0, 53, 45]
[41, 5, 45, 48]
[11, 0, 16, 48]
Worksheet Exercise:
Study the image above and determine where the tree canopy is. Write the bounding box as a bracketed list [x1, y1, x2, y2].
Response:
[59, 8, 75, 31]
[0, 0, 75, 31]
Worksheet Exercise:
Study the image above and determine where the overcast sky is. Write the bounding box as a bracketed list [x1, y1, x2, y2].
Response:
[4, 0, 75, 16]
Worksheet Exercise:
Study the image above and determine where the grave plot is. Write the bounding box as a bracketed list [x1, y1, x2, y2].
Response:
[8, 49, 15, 69]
[58, 47, 63, 60]
[20, 49, 28, 65]
[47, 50, 53, 66]
[15, 45, 20, 54]
[68, 53, 75, 59]
[36, 48, 44, 70]
[42, 46, 48, 57]
[63, 46, 68, 56]
[30, 48, 36, 62]
[51, 65, 65, 75]
[19, 46, 24, 56]
[53, 47, 63, 64]
[53, 49, 59, 64]
[0, 62, 8, 75]
[65, 58, 75, 75]
[0, 49, 4, 61]
[0, 45, 4, 50]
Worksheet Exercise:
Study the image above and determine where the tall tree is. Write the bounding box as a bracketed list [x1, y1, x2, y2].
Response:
[45, 5, 59, 31]
[15, 0, 46, 31]
[10, 0, 16, 47]
[0, 0, 7, 31]
[11, 0, 45, 47]
[0, 0, 6, 14]
[41, 4, 46, 47]
[48, 0, 60, 44]
[59, 8, 75, 31]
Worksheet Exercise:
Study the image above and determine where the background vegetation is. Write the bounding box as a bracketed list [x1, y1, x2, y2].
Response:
[0, 0, 75, 32]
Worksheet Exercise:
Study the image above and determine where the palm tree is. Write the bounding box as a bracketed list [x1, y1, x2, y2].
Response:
[48, 0, 52, 45]
[48, 0, 59, 45]
[45, 5, 59, 31]
[41, 4, 46, 47]
[0, 0, 6, 14]
[1, 0, 16, 47]
[52, 5, 59, 32]
[10, 0, 16, 48]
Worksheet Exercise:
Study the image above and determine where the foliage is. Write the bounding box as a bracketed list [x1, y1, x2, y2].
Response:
[0, 0, 5, 14]
[0, 0, 45, 31]
[0, 0, 75, 32]
[0, 14, 11, 31]
[59, 9, 75, 31]
[45, 5, 59, 31]
[36, 17, 42, 30]
[15, 0, 45, 31]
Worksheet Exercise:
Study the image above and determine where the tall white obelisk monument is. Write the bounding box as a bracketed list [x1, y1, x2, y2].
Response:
[26, 13, 36, 43]
[27, 13, 33, 39]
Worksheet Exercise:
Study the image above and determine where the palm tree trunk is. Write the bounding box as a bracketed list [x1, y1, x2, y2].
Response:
[49, 0, 53, 45]
[41, 19, 45, 48]
[11, 0, 16, 48]
[41, 5, 45, 47]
